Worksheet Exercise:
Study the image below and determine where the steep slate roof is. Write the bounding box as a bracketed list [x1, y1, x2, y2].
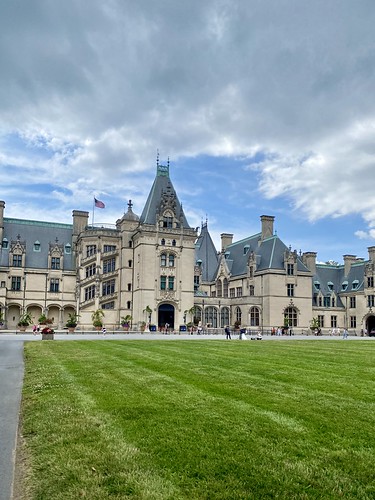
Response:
[223, 234, 310, 276]
[1, 218, 74, 270]
[140, 164, 191, 228]
[194, 222, 219, 282]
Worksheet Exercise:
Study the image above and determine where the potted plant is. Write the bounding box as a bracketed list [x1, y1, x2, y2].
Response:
[120, 315, 132, 331]
[140, 321, 146, 332]
[38, 313, 54, 325]
[92, 309, 105, 330]
[66, 312, 79, 333]
[17, 312, 33, 331]
[234, 320, 241, 331]
[41, 325, 54, 340]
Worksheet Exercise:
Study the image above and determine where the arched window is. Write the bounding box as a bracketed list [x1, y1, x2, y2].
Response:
[284, 307, 298, 327]
[250, 307, 260, 326]
[168, 254, 175, 267]
[235, 306, 242, 324]
[160, 253, 167, 267]
[220, 307, 229, 328]
[216, 279, 222, 297]
[172, 239, 176, 246]
[204, 306, 218, 328]
[249, 285, 254, 296]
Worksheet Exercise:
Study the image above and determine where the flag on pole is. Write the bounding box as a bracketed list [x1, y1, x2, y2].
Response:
[94, 197, 105, 209]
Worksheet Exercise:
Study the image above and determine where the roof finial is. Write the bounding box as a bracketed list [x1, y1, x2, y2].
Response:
[167, 156, 170, 168]
[128, 199, 133, 210]
[156, 149, 159, 167]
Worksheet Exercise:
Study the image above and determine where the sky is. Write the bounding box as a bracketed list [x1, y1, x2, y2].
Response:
[1, 0, 375, 264]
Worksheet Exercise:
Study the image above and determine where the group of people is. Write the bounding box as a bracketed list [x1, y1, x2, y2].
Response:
[271, 327, 293, 336]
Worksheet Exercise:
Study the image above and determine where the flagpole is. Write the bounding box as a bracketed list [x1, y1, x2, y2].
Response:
[92, 198, 95, 228]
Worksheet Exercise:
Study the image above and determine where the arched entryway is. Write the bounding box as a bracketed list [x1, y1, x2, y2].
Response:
[158, 303, 175, 329]
[366, 314, 375, 334]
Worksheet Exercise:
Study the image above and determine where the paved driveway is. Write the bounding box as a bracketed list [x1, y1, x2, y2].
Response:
[0, 340, 24, 500]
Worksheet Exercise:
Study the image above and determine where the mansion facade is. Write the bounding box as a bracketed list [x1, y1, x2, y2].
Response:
[1, 163, 375, 334]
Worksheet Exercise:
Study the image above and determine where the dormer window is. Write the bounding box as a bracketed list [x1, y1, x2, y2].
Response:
[327, 281, 334, 291]
[287, 263, 294, 275]
[243, 245, 250, 255]
[34, 241, 41, 252]
[163, 216, 173, 228]
[352, 280, 359, 290]
[2, 238, 8, 249]
[314, 281, 320, 290]
[64, 243, 71, 254]
[341, 281, 348, 291]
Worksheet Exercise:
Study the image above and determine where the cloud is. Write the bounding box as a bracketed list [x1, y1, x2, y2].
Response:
[1, 0, 375, 243]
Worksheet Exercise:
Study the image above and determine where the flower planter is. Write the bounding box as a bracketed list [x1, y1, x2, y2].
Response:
[68, 327, 76, 333]
[18, 326, 27, 332]
[42, 333, 54, 340]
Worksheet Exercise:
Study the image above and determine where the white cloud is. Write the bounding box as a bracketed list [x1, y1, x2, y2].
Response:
[1, 0, 375, 248]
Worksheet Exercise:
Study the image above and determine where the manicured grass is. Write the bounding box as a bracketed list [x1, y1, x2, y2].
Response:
[20, 340, 375, 499]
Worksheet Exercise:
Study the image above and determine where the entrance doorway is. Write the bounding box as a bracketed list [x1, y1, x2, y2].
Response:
[366, 314, 375, 334]
[158, 304, 175, 329]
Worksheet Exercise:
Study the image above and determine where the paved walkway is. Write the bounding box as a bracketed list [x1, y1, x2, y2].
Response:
[0, 331, 372, 499]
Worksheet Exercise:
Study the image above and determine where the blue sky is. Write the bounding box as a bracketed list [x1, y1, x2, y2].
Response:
[1, 1, 375, 264]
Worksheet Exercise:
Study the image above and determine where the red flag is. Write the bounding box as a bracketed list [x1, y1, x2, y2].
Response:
[94, 197, 105, 209]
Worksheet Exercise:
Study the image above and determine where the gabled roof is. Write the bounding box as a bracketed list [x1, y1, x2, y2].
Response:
[222, 234, 310, 276]
[195, 222, 219, 282]
[140, 164, 191, 228]
[1, 218, 74, 270]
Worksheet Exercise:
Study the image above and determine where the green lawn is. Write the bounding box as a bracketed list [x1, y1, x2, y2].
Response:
[19, 340, 375, 499]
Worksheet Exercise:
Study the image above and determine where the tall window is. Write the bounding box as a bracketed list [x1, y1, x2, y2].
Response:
[331, 316, 337, 328]
[230, 288, 235, 298]
[50, 279, 59, 292]
[51, 257, 60, 269]
[284, 307, 298, 327]
[11, 276, 21, 291]
[236, 287, 242, 297]
[168, 276, 174, 290]
[84, 285, 96, 301]
[324, 296, 331, 307]
[102, 279, 115, 296]
[350, 316, 356, 328]
[85, 263, 96, 278]
[220, 307, 229, 328]
[216, 280, 222, 297]
[368, 295, 375, 307]
[160, 276, 166, 290]
[249, 285, 255, 296]
[160, 253, 167, 266]
[350, 296, 356, 308]
[368, 276, 374, 288]
[103, 257, 115, 274]
[223, 278, 228, 298]
[250, 307, 260, 326]
[287, 284, 294, 297]
[86, 245, 96, 257]
[318, 315, 324, 327]
[168, 254, 175, 267]
[12, 254, 22, 267]
[287, 263, 294, 275]
[235, 306, 242, 324]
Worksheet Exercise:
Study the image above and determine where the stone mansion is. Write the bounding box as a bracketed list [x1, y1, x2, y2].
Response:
[1, 162, 375, 334]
